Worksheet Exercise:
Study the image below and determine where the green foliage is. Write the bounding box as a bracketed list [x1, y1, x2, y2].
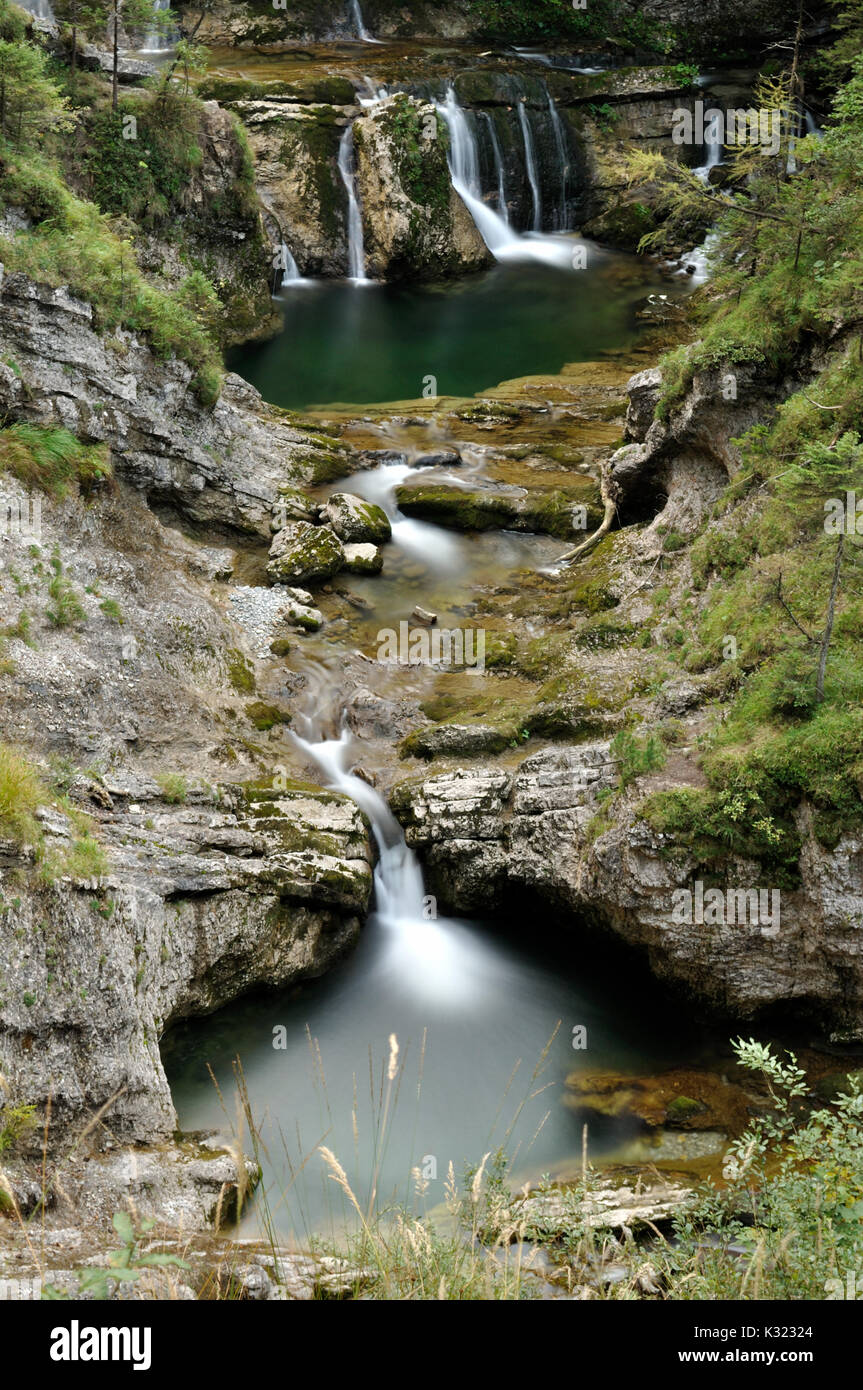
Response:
[42, 1212, 189, 1300]
[659, 1041, 863, 1299]
[84, 92, 205, 228]
[155, 771, 187, 804]
[46, 549, 85, 628]
[610, 729, 666, 789]
[0, 31, 71, 147]
[0, 740, 47, 843]
[0, 423, 110, 497]
[0, 1101, 36, 1153]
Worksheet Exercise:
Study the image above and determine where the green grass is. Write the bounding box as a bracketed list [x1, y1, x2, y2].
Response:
[0, 424, 110, 498]
[155, 772, 188, 804]
[0, 741, 47, 844]
[0, 154, 223, 404]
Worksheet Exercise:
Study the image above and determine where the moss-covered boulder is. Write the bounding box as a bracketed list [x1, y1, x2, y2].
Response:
[354, 94, 491, 282]
[322, 491, 392, 543]
[267, 522, 344, 585]
[394, 482, 603, 539]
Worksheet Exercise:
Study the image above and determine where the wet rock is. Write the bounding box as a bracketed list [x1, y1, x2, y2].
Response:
[267, 521, 344, 584]
[354, 95, 492, 282]
[281, 586, 324, 630]
[395, 481, 602, 539]
[322, 491, 392, 544]
[412, 605, 437, 625]
[410, 449, 463, 469]
[342, 542, 384, 574]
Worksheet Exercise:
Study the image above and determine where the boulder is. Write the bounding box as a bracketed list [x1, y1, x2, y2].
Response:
[322, 492, 392, 544]
[342, 542, 384, 574]
[267, 522, 344, 585]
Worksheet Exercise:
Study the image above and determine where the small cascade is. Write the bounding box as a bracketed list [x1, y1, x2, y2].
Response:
[274, 241, 312, 291]
[482, 112, 509, 219]
[804, 108, 823, 139]
[518, 100, 542, 232]
[547, 92, 572, 230]
[338, 125, 371, 283]
[16, 0, 54, 17]
[694, 124, 723, 182]
[349, 0, 381, 44]
[140, 0, 175, 52]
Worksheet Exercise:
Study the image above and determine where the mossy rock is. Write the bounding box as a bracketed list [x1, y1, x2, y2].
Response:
[399, 722, 514, 760]
[245, 700, 292, 731]
[267, 522, 344, 585]
[323, 492, 392, 543]
[395, 482, 601, 539]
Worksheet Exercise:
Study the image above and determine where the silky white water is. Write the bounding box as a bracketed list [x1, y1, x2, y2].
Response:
[435, 86, 576, 270]
[338, 125, 372, 283]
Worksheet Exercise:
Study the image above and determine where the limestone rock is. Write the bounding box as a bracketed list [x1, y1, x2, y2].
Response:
[322, 491, 392, 543]
[267, 521, 344, 584]
[342, 542, 383, 574]
[354, 95, 492, 282]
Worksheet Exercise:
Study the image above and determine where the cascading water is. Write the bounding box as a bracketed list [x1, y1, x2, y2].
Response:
[140, 0, 175, 53]
[518, 100, 542, 232]
[435, 87, 575, 268]
[275, 241, 312, 290]
[547, 92, 572, 230]
[338, 125, 371, 283]
[15, 0, 54, 17]
[349, 0, 381, 43]
[482, 112, 509, 219]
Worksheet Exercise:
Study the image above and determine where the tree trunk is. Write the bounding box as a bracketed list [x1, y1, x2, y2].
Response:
[816, 531, 844, 703]
[112, 0, 120, 112]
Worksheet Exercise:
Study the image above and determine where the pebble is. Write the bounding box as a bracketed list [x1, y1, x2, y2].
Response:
[228, 586, 292, 659]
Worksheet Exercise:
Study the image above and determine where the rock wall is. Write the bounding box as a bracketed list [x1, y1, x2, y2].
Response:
[354, 96, 491, 281]
[391, 745, 863, 1034]
[0, 269, 354, 534]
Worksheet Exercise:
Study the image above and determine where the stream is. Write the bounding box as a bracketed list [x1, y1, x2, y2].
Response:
[165, 37, 717, 1241]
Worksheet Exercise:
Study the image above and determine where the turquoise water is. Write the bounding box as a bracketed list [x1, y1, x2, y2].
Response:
[229, 250, 678, 409]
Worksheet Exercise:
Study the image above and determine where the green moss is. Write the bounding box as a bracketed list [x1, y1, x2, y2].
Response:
[245, 700, 292, 731]
[227, 649, 256, 694]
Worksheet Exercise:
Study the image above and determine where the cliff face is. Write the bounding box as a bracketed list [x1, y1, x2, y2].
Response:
[0, 270, 373, 1224]
[189, 0, 817, 59]
[0, 270, 353, 534]
[391, 745, 863, 1033]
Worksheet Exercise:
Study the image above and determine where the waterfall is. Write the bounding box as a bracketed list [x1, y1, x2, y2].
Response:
[349, 0, 381, 43]
[435, 87, 513, 254]
[518, 101, 542, 232]
[15, 0, 54, 17]
[338, 125, 370, 283]
[275, 241, 313, 290]
[294, 725, 427, 927]
[547, 92, 572, 230]
[804, 108, 823, 139]
[436, 85, 577, 270]
[482, 112, 509, 219]
[140, 0, 174, 52]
